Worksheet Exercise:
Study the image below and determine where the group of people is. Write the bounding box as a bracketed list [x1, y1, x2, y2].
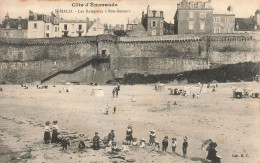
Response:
[43, 122, 221, 162]
[36, 85, 48, 89]
[112, 85, 120, 98]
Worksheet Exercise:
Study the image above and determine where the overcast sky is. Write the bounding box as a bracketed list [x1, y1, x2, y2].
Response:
[0, 0, 259, 25]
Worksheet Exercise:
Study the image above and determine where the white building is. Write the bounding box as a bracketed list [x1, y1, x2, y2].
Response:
[86, 19, 105, 36]
[28, 11, 59, 38]
[58, 19, 89, 37]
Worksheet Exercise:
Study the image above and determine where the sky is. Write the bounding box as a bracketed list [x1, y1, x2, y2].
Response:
[0, 0, 259, 26]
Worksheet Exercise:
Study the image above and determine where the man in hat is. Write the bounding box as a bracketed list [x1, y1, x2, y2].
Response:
[162, 136, 169, 152]
[171, 137, 177, 153]
[43, 121, 51, 144]
[93, 132, 100, 150]
[107, 130, 115, 145]
[149, 130, 156, 146]
[182, 136, 188, 158]
[51, 121, 59, 143]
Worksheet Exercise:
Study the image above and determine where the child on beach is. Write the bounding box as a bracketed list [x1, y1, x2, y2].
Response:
[182, 136, 188, 158]
[162, 136, 169, 152]
[149, 130, 156, 145]
[172, 137, 177, 153]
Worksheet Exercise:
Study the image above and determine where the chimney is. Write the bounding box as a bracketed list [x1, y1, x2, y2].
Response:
[227, 5, 233, 12]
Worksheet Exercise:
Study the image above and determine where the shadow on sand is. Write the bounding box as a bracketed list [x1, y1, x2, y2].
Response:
[190, 157, 207, 163]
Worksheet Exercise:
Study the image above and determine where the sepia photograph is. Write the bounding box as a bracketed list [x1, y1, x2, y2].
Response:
[0, 0, 259, 162]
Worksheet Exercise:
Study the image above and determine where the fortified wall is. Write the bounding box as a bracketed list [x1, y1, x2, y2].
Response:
[0, 34, 258, 84]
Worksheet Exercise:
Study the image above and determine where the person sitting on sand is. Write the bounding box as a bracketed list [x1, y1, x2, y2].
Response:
[182, 136, 188, 158]
[154, 141, 160, 152]
[93, 132, 101, 150]
[51, 121, 59, 143]
[206, 142, 221, 163]
[43, 121, 51, 144]
[140, 139, 146, 148]
[78, 133, 86, 151]
[121, 141, 130, 152]
[149, 130, 156, 146]
[132, 138, 138, 146]
[125, 125, 133, 144]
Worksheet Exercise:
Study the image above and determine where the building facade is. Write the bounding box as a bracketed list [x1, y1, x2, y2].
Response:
[86, 19, 105, 36]
[28, 11, 59, 38]
[59, 19, 88, 37]
[0, 13, 28, 38]
[213, 7, 235, 34]
[127, 17, 141, 31]
[174, 0, 214, 34]
[142, 5, 164, 36]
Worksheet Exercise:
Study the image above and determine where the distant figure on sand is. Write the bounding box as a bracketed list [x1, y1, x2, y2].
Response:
[112, 88, 116, 98]
[126, 125, 133, 144]
[61, 137, 70, 150]
[171, 137, 177, 153]
[131, 96, 136, 102]
[105, 103, 110, 115]
[107, 130, 115, 145]
[51, 121, 59, 143]
[162, 136, 169, 151]
[78, 133, 86, 151]
[182, 136, 188, 158]
[93, 132, 100, 150]
[192, 93, 195, 99]
[149, 130, 156, 145]
[113, 106, 117, 114]
[140, 139, 146, 148]
[43, 121, 51, 144]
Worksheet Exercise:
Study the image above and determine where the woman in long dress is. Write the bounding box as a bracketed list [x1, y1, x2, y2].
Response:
[44, 121, 51, 144]
[125, 125, 133, 144]
[51, 121, 59, 143]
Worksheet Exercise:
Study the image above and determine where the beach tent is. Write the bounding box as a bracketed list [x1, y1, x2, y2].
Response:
[155, 84, 165, 92]
[91, 87, 104, 97]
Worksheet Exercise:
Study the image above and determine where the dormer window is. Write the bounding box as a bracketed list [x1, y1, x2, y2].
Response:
[152, 11, 156, 17]
[46, 16, 50, 22]
[6, 23, 10, 29]
[33, 14, 37, 20]
[160, 11, 163, 17]
[190, 2, 194, 8]
[18, 24, 22, 29]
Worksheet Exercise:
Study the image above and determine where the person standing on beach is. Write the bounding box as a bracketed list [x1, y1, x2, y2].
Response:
[126, 125, 133, 144]
[107, 130, 115, 145]
[43, 121, 51, 144]
[149, 130, 156, 145]
[182, 136, 188, 158]
[171, 137, 177, 153]
[51, 121, 59, 143]
[162, 136, 169, 152]
[93, 132, 101, 150]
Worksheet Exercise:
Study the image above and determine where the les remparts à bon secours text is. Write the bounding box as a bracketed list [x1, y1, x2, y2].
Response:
[55, 2, 131, 14]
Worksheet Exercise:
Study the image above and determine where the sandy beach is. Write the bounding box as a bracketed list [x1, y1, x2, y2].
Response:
[0, 82, 259, 163]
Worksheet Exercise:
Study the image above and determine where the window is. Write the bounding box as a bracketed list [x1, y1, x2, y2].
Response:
[200, 12, 206, 18]
[216, 17, 220, 23]
[160, 21, 163, 28]
[200, 21, 205, 30]
[46, 33, 49, 38]
[152, 30, 156, 35]
[46, 16, 50, 22]
[225, 17, 228, 23]
[34, 23, 37, 29]
[189, 21, 194, 30]
[152, 11, 156, 17]
[46, 25, 49, 30]
[64, 24, 67, 30]
[55, 27, 58, 32]
[79, 24, 82, 30]
[189, 12, 194, 18]
[151, 20, 156, 27]
[33, 14, 37, 20]
[218, 27, 221, 33]
[190, 3, 194, 8]
[228, 27, 231, 33]
[160, 30, 163, 35]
